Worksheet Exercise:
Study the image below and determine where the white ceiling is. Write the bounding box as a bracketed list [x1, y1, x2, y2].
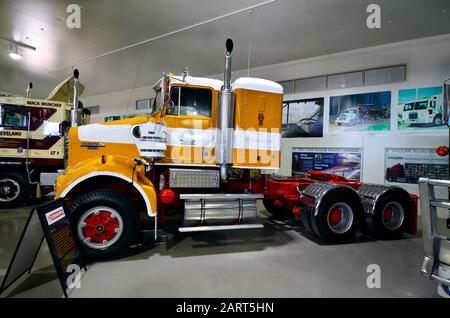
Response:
[0, 0, 449, 98]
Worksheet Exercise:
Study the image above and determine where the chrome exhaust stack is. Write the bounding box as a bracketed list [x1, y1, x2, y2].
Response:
[26, 82, 32, 98]
[218, 39, 234, 182]
[71, 69, 80, 127]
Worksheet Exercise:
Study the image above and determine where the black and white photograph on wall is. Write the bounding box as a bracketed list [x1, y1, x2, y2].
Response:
[385, 148, 449, 184]
[292, 147, 362, 180]
[282, 98, 324, 138]
[397, 86, 446, 131]
[329, 91, 391, 133]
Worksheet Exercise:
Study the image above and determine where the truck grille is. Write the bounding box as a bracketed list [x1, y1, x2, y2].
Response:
[409, 112, 418, 120]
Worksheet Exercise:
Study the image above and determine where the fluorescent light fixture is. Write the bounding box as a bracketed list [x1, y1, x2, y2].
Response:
[9, 51, 22, 60]
[9, 45, 23, 60]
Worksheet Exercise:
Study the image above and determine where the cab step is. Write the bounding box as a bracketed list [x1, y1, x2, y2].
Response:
[178, 223, 264, 233]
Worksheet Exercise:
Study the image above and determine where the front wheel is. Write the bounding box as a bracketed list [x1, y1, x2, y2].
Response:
[433, 115, 443, 126]
[68, 190, 139, 261]
[0, 170, 32, 209]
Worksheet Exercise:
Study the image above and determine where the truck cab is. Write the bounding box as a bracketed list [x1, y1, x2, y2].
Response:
[401, 94, 443, 126]
[335, 107, 360, 126]
[54, 39, 284, 260]
[0, 76, 87, 208]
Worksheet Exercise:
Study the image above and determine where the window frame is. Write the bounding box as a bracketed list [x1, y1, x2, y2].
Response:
[168, 85, 214, 118]
[0, 104, 28, 130]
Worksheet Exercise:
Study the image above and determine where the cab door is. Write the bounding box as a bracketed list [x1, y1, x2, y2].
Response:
[162, 85, 218, 165]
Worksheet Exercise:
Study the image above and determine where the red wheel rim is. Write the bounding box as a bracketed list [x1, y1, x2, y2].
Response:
[83, 210, 119, 243]
[383, 207, 394, 223]
[329, 207, 342, 226]
[78, 207, 124, 249]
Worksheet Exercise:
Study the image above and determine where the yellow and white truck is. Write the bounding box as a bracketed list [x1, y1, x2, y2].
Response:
[55, 39, 418, 261]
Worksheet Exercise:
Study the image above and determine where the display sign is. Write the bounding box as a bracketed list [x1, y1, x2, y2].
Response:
[292, 148, 362, 180]
[0, 199, 85, 298]
[385, 148, 449, 184]
[397, 86, 446, 131]
[329, 91, 391, 133]
[36, 199, 86, 297]
[282, 98, 324, 138]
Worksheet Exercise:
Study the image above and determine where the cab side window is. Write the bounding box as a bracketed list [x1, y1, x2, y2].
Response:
[0, 105, 28, 129]
[169, 86, 212, 117]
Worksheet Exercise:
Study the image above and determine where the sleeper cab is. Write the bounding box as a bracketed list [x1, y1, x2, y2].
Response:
[231, 77, 283, 170]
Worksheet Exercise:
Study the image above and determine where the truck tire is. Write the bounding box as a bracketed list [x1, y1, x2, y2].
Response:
[263, 199, 292, 220]
[0, 170, 32, 209]
[433, 115, 443, 126]
[310, 192, 362, 243]
[365, 194, 410, 240]
[68, 190, 139, 261]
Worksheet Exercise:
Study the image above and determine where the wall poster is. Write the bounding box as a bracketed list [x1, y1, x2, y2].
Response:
[385, 148, 449, 184]
[329, 91, 391, 133]
[292, 147, 362, 180]
[282, 98, 324, 138]
[397, 86, 446, 131]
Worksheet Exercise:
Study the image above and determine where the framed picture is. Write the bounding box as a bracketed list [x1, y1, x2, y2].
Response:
[397, 86, 445, 131]
[282, 98, 324, 138]
[385, 148, 448, 184]
[329, 91, 391, 133]
[292, 147, 362, 180]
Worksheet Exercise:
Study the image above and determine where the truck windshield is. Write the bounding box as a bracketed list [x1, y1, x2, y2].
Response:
[0, 104, 28, 129]
[414, 101, 428, 110]
[169, 86, 212, 117]
[403, 103, 414, 111]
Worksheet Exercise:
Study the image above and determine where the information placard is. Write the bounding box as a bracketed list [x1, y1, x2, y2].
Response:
[35, 199, 86, 297]
[1, 199, 85, 298]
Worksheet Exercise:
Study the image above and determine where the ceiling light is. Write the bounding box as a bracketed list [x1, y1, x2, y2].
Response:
[9, 52, 22, 60]
[9, 47, 22, 60]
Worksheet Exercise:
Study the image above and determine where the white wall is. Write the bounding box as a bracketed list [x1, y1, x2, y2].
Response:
[84, 34, 450, 194]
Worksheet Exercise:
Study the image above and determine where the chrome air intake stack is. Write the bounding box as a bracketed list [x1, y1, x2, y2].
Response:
[218, 39, 234, 182]
[71, 69, 80, 127]
[26, 82, 32, 98]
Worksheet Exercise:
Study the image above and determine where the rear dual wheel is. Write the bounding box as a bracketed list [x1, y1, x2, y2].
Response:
[310, 192, 362, 243]
[365, 194, 409, 239]
[263, 199, 293, 221]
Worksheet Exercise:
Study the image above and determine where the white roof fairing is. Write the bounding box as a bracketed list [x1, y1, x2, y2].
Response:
[232, 77, 283, 94]
[170, 76, 223, 91]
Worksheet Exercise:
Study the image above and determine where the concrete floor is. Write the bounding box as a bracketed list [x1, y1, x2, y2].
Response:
[0, 205, 439, 298]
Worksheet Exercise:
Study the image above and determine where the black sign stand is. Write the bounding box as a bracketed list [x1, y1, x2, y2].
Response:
[1, 199, 86, 298]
